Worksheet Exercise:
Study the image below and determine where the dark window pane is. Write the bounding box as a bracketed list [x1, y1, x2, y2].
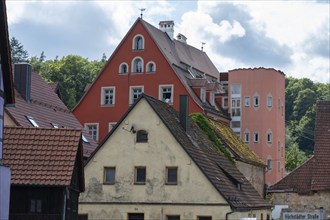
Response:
[167, 167, 177, 184]
[198, 217, 212, 220]
[129, 213, 144, 220]
[136, 130, 148, 143]
[167, 216, 180, 220]
[104, 167, 115, 184]
[135, 167, 146, 183]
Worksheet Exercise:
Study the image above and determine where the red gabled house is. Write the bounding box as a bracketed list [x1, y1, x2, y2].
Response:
[73, 18, 229, 143]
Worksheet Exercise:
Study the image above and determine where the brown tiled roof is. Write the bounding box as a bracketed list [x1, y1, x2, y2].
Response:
[91, 94, 271, 210]
[5, 70, 97, 157]
[0, 0, 15, 104]
[270, 100, 330, 193]
[3, 126, 83, 187]
[208, 119, 265, 167]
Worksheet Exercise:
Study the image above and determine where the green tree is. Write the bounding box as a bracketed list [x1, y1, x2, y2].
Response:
[10, 37, 29, 63]
[285, 142, 309, 172]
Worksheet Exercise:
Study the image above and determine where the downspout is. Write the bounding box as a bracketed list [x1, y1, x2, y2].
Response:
[226, 210, 234, 220]
[62, 188, 67, 220]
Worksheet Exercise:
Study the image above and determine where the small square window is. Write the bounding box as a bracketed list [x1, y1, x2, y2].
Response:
[30, 199, 42, 213]
[135, 167, 146, 184]
[244, 96, 250, 107]
[130, 86, 144, 104]
[128, 213, 144, 220]
[104, 167, 115, 184]
[101, 87, 115, 106]
[136, 130, 148, 143]
[166, 167, 178, 184]
[159, 85, 173, 104]
[167, 216, 180, 220]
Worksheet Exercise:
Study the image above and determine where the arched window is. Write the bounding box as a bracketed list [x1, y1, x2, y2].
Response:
[119, 63, 128, 74]
[146, 61, 156, 72]
[132, 57, 143, 73]
[133, 35, 144, 50]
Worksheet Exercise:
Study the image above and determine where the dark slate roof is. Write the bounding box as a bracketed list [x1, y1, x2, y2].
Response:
[0, 0, 15, 104]
[91, 94, 271, 211]
[3, 126, 84, 190]
[5, 70, 97, 157]
[270, 100, 330, 193]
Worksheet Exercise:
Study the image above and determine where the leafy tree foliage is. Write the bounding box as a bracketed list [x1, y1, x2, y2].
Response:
[10, 37, 29, 63]
[285, 141, 309, 172]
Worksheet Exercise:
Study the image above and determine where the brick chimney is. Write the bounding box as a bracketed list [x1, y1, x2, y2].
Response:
[179, 95, 189, 132]
[159, 20, 174, 40]
[14, 63, 32, 102]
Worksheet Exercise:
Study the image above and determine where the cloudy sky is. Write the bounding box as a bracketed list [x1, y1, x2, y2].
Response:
[6, 0, 330, 83]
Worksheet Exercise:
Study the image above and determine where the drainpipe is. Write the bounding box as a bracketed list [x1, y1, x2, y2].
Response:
[62, 188, 67, 220]
[226, 211, 234, 220]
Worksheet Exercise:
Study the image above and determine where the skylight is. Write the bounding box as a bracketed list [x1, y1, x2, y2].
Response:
[51, 123, 59, 128]
[82, 135, 90, 143]
[26, 116, 39, 127]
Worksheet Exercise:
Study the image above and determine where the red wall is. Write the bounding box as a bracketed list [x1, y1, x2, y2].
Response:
[73, 20, 203, 142]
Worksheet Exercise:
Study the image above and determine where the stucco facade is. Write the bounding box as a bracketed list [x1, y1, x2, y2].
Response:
[222, 68, 285, 186]
[79, 97, 271, 219]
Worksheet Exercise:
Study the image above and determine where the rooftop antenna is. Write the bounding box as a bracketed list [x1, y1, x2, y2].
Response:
[201, 42, 206, 51]
[139, 8, 146, 19]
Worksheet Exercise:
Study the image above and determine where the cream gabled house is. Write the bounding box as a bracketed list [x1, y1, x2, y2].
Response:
[79, 94, 271, 220]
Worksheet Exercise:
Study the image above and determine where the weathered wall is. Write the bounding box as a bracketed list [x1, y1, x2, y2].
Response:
[270, 191, 330, 219]
[236, 160, 265, 197]
[79, 204, 270, 220]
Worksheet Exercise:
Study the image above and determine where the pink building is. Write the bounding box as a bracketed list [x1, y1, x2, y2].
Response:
[220, 68, 285, 186]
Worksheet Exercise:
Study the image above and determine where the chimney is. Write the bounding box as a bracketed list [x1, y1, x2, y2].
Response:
[14, 63, 32, 102]
[176, 33, 187, 44]
[159, 20, 174, 40]
[179, 95, 189, 132]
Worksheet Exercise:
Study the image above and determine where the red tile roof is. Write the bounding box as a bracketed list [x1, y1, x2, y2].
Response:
[5, 69, 97, 157]
[3, 126, 82, 186]
[270, 101, 330, 193]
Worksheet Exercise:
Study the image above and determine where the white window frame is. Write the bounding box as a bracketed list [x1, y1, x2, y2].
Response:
[104, 167, 116, 184]
[132, 34, 144, 50]
[267, 158, 272, 171]
[244, 131, 250, 143]
[118, 62, 128, 74]
[26, 116, 39, 127]
[222, 97, 228, 109]
[85, 123, 99, 142]
[244, 96, 250, 107]
[129, 86, 144, 105]
[131, 57, 144, 73]
[200, 87, 206, 103]
[101, 86, 115, 106]
[159, 84, 174, 104]
[267, 95, 273, 107]
[254, 95, 259, 107]
[254, 132, 259, 143]
[108, 122, 116, 132]
[210, 92, 215, 106]
[231, 98, 241, 117]
[267, 131, 272, 144]
[146, 61, 156, 73]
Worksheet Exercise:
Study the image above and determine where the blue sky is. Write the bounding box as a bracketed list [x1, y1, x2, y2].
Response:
[6, 0, 330, 83]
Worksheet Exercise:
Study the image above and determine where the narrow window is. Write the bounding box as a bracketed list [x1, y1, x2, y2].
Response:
[128, 213, 144, 220]
[254, 95, 259, 107]
[267, 96, 273, 107]
[267, 132, 272, 143]
[85, 124, 98, 141]
[134, 36, 144, 50]
[267, 159, 272, 171]
[30, 199, 42, 213]
[26, 116, 39, 127]
[210, 92, 215, 106]
[222, 97, 228, 109]
[254, 132, 259, 143]
[231, 98, 241, 117]
[166, 167, 178, 185]
[135, 167, 146, 184]
[244, 96, 250, 107]
[167, 216, 180, 220]
[136, 130, 148, 143]
[244, 132, 250, 143]
[133, 58, 143, 73]
[200, 87, 206, 102]
[104, 167, 115, 184]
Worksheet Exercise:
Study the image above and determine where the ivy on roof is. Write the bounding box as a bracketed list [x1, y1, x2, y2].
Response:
[190, 113, 234, 163]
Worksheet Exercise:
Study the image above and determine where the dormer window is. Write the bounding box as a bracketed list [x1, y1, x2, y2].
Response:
[26, 116, 39, 127]
[119, 63, 128, 74]
[133, 35, 144, 50]
[132, 57, 143, 73]
[146, 61, 156, 73]
[136, 130, 148, 143]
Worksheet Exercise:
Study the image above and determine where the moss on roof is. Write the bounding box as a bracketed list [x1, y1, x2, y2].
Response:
[191, 113, 234, 163]
[208, 118, 265, 166]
